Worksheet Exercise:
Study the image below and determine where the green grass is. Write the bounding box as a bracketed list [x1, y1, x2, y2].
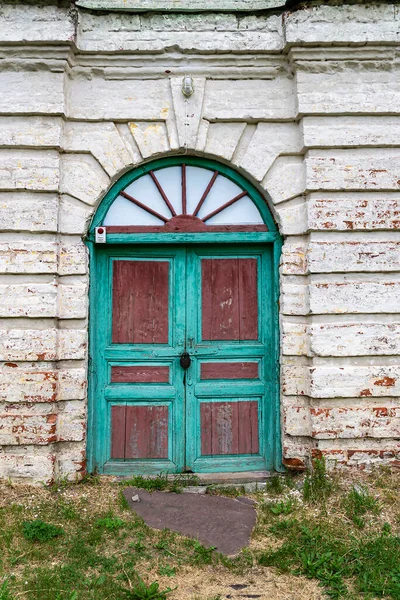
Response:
[0, 481, 225, 600]
[95, 515, 125, 531]
[265, 498, 296, 516]
[119, 473, 200, 494]
[259, 518, 400, 599]
[120, 474, 171, 493]
[0, 580, 14, 600]
[206, 485, 245, 497]
[22, 519, 64, 542]
[342, 485, 380, 528]
[303, 456, 334, 504]
[254, 463, 400, 599]
[1, 469, 400, 600]
[265, 474, 286, 495]
[157, 565, 176, 577]
[123, 579, 173, 599]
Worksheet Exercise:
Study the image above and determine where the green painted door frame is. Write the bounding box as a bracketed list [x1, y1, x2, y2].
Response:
[86, 156, 283, 475]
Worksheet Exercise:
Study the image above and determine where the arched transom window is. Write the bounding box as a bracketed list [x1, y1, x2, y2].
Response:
[102, 163, 268, 232]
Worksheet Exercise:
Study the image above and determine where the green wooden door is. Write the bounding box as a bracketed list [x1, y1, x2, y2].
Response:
[185, 245, 272, 473]
[91, 243, 274, 475]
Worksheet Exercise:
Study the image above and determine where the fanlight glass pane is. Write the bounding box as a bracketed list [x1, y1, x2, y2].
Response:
[103, 195, 164, 226]
[102, 164, 265, 227]
[196, 175, 246, 220]
[206, 195, 263, 225]
[186, 166, 215, 214]
[151, 166, 182, 214]
[124, 174, 171, 219]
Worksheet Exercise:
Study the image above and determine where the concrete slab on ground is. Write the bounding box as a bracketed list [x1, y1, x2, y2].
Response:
[123, 487, 257, 556]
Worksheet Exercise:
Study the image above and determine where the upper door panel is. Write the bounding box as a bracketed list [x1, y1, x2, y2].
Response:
[201, 257, 259, 342]
[112, 259, 170, 344]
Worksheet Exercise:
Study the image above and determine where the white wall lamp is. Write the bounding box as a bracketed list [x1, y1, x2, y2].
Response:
[182, 75, 194, 97]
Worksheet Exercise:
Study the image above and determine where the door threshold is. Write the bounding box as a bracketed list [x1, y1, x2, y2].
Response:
[194, 471, 272, 485]
[117, 470, 273, 485]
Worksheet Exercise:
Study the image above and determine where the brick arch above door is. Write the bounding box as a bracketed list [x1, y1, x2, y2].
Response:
[61, 124, 304, 240]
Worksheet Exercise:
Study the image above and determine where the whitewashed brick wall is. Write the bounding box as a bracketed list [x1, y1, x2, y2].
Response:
[0, 0, 399, 482]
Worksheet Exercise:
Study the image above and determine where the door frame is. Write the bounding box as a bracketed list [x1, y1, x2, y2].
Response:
[86, 156, 283, 474]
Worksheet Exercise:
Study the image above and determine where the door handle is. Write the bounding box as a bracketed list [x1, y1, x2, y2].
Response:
[180, 352, 191, 369]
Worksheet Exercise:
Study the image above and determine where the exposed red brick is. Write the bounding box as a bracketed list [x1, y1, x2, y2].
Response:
[282, 457, 306, 470]
[374, 377, 396, 387]
[310, 407, 331, 417]
[348, 449, 379, 458]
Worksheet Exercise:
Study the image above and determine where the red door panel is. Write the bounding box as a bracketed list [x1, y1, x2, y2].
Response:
[200, 401, 259, 456]
[112, 260, 169, 344]
[125, 405, 169, 459]
[200, 361, 258, 380]
[111, 405, 169, 459]
[111, 405, 126, 459]
[111, 365, 170, 383]
[201, 258, 258, 341]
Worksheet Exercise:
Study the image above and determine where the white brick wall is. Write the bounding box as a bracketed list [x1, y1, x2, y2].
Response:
[1, 1, 400, 482]
[77, 10, 284, 52]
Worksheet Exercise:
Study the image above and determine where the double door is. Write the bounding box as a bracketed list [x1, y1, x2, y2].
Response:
[92, 244, 275, 474]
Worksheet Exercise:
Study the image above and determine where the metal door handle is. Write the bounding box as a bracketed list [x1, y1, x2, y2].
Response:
[180, 352, 191, 369]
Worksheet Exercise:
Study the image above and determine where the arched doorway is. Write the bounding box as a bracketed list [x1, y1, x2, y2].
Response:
[87, 157, 282, 475]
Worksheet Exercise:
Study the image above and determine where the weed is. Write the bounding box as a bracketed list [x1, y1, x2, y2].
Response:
[50, 472, 100, 492]
[190, 541, 216, 565]
[0, 580, 14, 600]
[58, 500, 78, 521]
[157, 565, 176, 577]
[22, 520, 64, 542]
[177, 473, 200, 486]
[265, 475, 285, 495]
[303, 456, 333, 504]
[282, 472, 297, 489]
[123, 579, 173, 599]
[119, 489, 130, 510]
[259, 516, 400, 599]
[95, 515, 125, 530]
[49, 475, 71, 491]
[383, 522, 392, 534]
[220, 547, 254, 573]
[130, 539, 147, 555]
[120, 473, 201, 494]
[207, 485, 245, 498]
[120, 474, 170, 493]
[342, 485, 380, 528]
[266, 499, 295, 516]
[170, 473, 200, 492]
[154, 539, 169, 551]
[167, 481, 183, 494]
[268, 517, 298, 535]
[79, 473, 101, 486]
